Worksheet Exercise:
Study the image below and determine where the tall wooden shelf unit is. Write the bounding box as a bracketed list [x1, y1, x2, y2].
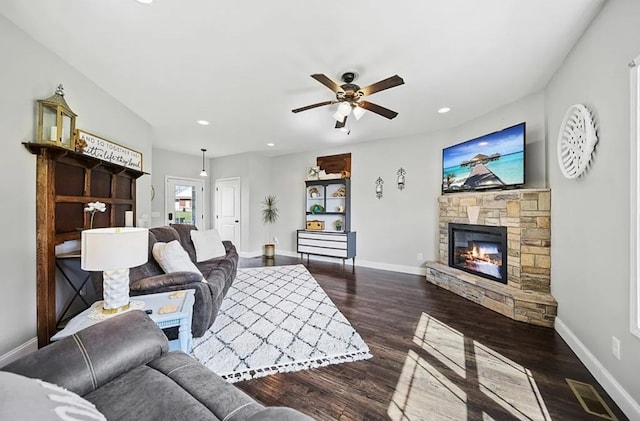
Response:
[297, 179, 356, 268]
[24, 142, 145, 347]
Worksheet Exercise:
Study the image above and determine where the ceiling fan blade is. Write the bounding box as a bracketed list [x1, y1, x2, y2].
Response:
[358, 101, 399, 119]
[292, 100, 336, 113]
[359, 75, 405, 96]
[311, 74, 343, 93]
[335, 115, 348, 129]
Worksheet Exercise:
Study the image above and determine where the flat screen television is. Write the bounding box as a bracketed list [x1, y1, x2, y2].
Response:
[442, 122, 525, 193]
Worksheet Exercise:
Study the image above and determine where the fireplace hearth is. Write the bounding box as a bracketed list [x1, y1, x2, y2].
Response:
[448, 223, 507, 283]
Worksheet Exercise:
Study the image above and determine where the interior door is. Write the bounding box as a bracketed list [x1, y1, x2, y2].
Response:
[165, 177, 205, 229]
[215, 178, 240, 246]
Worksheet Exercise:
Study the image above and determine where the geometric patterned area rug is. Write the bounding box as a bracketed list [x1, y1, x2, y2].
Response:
[191, 264, 372, 383]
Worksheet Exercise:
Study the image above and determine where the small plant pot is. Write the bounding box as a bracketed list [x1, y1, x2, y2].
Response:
[264, 244, 275, 258]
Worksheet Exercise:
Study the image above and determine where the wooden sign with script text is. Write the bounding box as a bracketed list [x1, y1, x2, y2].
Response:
[76, 129, 143, 171]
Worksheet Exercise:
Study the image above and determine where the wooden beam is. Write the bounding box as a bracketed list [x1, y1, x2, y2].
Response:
[35, 151, 56, 347]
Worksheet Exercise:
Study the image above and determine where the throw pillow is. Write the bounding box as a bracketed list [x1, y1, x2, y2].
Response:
[0, 371, 106, 420]
[190, 229, 226, 262]
[152, 240, 204, 281]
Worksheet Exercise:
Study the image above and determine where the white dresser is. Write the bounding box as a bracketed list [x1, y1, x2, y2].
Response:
[297, 230, 356, 267]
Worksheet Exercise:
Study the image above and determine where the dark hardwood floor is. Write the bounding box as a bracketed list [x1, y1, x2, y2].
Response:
[236, 256, 627, 421]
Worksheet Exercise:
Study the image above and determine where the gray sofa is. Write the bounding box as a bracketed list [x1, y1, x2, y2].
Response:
[92, 224, 237, 337]
[2, 311, 313, 421]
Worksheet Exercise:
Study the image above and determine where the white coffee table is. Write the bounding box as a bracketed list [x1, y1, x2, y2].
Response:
[52, 290, 195, 353]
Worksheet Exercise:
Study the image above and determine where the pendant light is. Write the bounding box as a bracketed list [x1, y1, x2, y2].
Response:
[200, 148, 208, 177]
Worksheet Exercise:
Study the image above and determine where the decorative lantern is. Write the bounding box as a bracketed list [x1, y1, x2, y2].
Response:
[37, 84, 77, 149]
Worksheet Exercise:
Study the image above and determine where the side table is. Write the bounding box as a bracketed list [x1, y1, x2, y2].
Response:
[51, 290, 195, 353]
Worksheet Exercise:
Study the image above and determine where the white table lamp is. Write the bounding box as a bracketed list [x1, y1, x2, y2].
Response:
[81, 227, 148, 314]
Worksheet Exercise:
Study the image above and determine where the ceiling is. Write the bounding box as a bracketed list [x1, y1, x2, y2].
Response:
[1, 0, 604, 158]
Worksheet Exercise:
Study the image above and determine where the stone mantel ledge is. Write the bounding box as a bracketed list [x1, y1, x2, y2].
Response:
[426, 262, 557, 327]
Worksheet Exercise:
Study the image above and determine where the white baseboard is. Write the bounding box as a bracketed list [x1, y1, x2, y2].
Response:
[0, 337, 37, 368]
[239, 250, 306, 259]
[555, 317, 640, 420]
[276, 249, 426, 276]
[355, 259, 427, 276]
[238, 250, 262, 258]
[277, 250, 303, 259]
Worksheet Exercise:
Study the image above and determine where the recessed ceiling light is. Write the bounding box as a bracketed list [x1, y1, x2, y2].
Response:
[267, 143, 275, 147]
[197, 120, 210, 126]
[136, 0, 152, 4]
[438, 107, 451, 114]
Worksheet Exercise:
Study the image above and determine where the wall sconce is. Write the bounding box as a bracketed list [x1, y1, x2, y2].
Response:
[200, 148, 208, 177]
[375, 177, 384, 199]
[397, 168, 406, 190]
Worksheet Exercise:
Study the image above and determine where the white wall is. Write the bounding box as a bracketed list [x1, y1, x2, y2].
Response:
[150, 148, 210, 228]
[268, 92, 545, 272]
[0, 16, 153, 356]
[545, 0, 640, 415]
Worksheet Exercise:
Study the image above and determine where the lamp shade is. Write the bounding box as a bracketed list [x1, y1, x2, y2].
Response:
[352, 106, 366, 120]
[81, 228, 148, 271]
[337, 102, 352, 117]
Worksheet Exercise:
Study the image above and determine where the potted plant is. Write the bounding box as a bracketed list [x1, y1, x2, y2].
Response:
[261, 195, 279, 258]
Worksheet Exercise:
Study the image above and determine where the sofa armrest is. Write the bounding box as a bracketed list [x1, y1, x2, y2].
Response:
[2, 310, 168, 396]
[130, 271, 204, 292]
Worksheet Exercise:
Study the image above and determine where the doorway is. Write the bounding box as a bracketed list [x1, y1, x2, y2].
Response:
[165, 176, 205, 229]
[215, 177, 241, 247]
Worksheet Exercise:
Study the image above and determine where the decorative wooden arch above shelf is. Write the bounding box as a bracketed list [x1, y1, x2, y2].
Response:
[24, 142, 147, 347]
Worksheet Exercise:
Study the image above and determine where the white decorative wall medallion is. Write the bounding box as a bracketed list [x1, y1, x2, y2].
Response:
[556, 104, 598, 179]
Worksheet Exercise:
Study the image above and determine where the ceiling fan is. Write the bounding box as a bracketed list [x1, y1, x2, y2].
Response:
[292, 72, 404, 129]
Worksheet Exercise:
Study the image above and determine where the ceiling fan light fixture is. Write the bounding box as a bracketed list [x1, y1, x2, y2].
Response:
[292, 72, 404, 121]
[352, 106, 366, 120]
[338, 102, 352, 116]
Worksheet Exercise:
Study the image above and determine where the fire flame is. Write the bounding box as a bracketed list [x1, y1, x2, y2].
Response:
[464, 243, 501, 266]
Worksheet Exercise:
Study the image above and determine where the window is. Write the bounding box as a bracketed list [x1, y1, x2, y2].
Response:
[630, 55, 640, 339]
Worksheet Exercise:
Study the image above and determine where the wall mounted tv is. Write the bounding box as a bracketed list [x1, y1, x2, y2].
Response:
[442, 122, 525, 193]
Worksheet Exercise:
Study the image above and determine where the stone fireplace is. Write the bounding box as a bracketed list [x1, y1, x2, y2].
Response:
[425, 189, 557, 327]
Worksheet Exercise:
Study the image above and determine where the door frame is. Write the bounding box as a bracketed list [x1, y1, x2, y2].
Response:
[164, 176, 206, 229]
[214, 177, 241, 248]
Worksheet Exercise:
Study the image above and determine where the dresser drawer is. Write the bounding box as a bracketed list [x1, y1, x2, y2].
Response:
[298, 232, 347, 242]
[298, 245, 348, 258]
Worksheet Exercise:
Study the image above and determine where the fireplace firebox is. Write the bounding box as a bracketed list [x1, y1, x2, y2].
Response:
[448, 223, 507, 283]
